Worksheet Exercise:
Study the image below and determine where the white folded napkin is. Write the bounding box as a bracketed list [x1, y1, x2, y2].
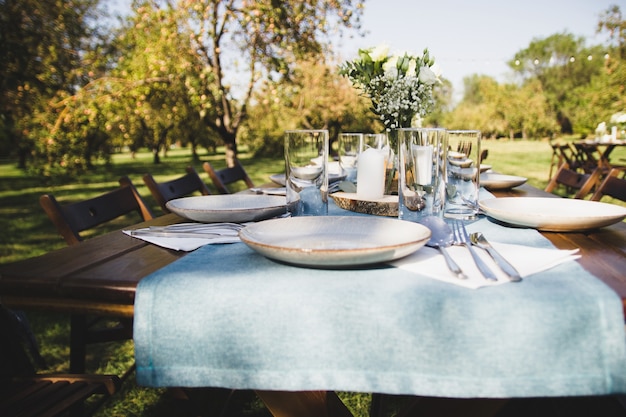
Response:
[123, 228, 240, 251]
[391, 242, 580, 289]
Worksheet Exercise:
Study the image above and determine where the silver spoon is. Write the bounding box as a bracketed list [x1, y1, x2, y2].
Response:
[470, 232, 522, 282]
[419, 216, 467, 280]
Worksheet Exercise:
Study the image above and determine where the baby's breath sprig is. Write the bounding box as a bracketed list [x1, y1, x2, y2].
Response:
[339, 45, 440, 132]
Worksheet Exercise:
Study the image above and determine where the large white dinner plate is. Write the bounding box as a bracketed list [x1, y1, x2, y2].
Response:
[479, 197, 626, 231]
[239, 216, 431, 267]
[480, 173, 527, 190]
[165, 195, 287, 223]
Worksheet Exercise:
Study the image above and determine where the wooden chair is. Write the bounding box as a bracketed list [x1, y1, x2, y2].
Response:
[0, 305, 121, 417]
[551, 143, 587, 174]
[591, 168, 626, 202]
[203, 160, 255, 194]
[548, 141, 566, 180]
[545, 163, 601, 199]
[39, 177, 154, 374]
[573, 142, 608, 174]
[40, 176, 154, 246]
[143, 166, 211, 213]
[480, 149, 488, 163]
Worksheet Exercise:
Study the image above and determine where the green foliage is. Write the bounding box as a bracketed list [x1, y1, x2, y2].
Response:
[0, 0, 102, 167]
[2, 0, 626, 184]
[508, 32, 611, 134]
[1, 0, 365, 177]
[241, 57, 380, 157]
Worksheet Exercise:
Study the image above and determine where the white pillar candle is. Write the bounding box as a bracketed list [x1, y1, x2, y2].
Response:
[413, 145, 433, 186]
[612, 126, 618, 141]
[357, 148, 386, 200]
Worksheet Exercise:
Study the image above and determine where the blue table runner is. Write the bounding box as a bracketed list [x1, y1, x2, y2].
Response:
[134, 199, 626, 398]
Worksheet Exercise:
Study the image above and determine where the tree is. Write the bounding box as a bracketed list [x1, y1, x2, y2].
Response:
[445, 75, 557, 139]
[424, 77, 453, 128]
[241, 57, 377, 157]
[163, 0, 365, 166]
[598, 5, 626, 60]
[0, 0, 103, 170]
[445, 75, 505, 137]
[108, 3, 204, 164]
[508, 32, 607, 134]
[595, 5, 626, 120]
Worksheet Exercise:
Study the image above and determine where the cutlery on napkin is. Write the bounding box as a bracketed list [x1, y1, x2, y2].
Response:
[391, 242, 580, 289]
[123, 222, 243, 251]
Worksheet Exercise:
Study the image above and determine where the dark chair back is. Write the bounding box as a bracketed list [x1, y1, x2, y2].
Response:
[203, 160, 255, 194]
[591, 168, 626, 202]
[38, 178, 153, 375]
[40, 177, 153, 245]
[545, 163, 601, 199]
[143, 166, 211, 213]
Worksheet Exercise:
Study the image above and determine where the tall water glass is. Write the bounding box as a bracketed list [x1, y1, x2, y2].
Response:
[338, 133, 363, 184]
[444, 130, 481, 220]
[362, 133, 388, 152]
[285, 130, 329, 216]
[398, 128, 447, 222]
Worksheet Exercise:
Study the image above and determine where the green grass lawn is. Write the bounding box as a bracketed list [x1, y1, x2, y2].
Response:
[1, 138, 625, 417]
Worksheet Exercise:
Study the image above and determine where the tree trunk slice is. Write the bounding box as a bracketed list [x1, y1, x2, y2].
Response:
[330, 192, 398, 217]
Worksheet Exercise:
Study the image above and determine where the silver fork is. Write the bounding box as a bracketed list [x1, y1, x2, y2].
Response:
[452, 220, 498, 281]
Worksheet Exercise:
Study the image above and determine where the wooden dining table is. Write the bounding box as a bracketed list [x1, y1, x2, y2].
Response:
[574, 139, 626, 171]
[1, 183, 626, 417]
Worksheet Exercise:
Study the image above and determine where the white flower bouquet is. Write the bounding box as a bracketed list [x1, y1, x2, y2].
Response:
[339, 44, 440, 132]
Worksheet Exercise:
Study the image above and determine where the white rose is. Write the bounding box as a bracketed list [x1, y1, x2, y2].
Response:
[369, 44, 390, 62]
[418, 66, 438, 85]
[383, 55, 399, 78]
[406, 59, 417, 77]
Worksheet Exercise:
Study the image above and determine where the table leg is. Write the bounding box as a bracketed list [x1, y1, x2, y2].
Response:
[70, 314, 87, 373]
[255, 390, 354, 417]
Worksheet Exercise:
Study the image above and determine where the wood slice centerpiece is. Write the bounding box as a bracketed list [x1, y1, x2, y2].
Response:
[330, 192, 398, 217]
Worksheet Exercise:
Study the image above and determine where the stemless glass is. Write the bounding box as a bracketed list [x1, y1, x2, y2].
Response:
[444, 130, 481, 220]
[362, 133, 388, 152]
[338, 133, 363, 184]
[398, 128, 447, 222]
[284, 129, 329, 216]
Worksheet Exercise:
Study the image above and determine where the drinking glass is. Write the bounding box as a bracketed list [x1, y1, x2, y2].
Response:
[444, 130, 481, 220]
[398, 128, 447, 221]
[362, 133, 388, 151]
[338, 133, 363, 184]
[284, 130, 329, 216]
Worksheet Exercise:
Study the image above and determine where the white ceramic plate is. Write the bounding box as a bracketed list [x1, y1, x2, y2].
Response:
[239, 216, 430, 267]
[166, 195, 287, 223]
[480, 173, 527, 190]
[479, 197, 626, 231]
[269, 173, 347, 186]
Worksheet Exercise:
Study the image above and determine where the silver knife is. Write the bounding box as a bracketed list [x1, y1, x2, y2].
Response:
[470, 232, 522, 282]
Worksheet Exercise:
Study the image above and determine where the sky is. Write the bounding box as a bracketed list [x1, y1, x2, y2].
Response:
[335, 0, 621, 98]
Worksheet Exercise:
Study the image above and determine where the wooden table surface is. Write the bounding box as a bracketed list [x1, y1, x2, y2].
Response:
[1, 183, 624, 317]
[1, 184, 625, 417]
